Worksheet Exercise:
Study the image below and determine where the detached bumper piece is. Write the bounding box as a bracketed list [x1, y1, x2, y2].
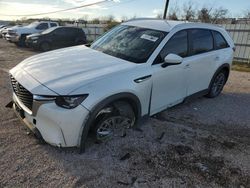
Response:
[13, 102, 45, 143]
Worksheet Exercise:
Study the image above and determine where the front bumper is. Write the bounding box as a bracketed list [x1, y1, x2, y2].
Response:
[12, 93, 90, 147]
[5, 34, 19, 42]
[25, 39, 39, 48]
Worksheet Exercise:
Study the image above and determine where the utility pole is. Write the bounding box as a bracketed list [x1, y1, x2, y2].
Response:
[163, 0, 170, 19]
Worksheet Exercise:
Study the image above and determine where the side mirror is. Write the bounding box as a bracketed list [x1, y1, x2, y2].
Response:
[162, 54, 183, 68]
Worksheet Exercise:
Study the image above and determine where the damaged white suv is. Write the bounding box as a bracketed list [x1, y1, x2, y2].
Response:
[9, 19, 234, 152]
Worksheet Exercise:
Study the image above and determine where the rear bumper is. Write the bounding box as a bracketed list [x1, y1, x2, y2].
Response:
[12, 93, 90, 148]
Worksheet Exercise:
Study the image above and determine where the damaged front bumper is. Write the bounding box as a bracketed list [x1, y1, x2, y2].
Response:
[8, 93, 90, 148]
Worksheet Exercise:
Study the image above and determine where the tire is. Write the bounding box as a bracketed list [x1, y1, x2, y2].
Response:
[16, 35, 26, 47]
[93, 101, 135, 142]
[40, 42, 51, 52]
[206, 71, 227, 98]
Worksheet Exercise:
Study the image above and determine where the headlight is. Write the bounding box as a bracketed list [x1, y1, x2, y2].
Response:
[55, 95, 88, 109]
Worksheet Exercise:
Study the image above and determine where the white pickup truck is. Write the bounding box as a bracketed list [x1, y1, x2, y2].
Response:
[5, 21, 58, 46]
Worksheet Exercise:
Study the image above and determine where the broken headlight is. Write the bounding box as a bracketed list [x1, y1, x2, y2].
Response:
[55, 95, 88, 109]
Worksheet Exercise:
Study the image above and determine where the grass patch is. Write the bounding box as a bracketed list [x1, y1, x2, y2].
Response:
[232, 62, 250, 72]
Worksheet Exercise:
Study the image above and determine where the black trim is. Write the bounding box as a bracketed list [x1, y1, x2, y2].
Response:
[5, 101, 13, 108]
[79, 92, 142, 153]
[184, 89, 209, 103]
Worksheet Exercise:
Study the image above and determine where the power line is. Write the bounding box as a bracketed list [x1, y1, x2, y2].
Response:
[0, 0, 110, 17]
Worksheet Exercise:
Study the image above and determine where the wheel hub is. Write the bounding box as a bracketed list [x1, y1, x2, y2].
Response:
[96, 116, 134, 141]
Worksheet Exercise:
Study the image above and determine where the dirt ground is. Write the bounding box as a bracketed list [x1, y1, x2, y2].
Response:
[0, 39, 250, 188]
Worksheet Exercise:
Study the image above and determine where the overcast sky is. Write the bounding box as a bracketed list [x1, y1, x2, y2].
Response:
[0, 0, 249, 21]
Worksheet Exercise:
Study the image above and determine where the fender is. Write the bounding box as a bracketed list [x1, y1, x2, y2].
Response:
[78, 92, 142, 153]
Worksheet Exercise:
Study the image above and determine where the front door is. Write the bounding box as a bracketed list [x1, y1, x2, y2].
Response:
[150, 30, 189, 115]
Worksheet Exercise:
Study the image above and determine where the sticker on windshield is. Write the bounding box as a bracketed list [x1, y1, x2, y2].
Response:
[140, 34, 159, 42]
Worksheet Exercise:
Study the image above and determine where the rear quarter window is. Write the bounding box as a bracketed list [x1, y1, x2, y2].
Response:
[213, 31, 229, 49]
[50, 23, 58, 27]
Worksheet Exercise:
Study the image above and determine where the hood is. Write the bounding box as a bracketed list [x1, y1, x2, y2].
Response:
[12, 25, 39, 35]
[11, 45, 136, 95]
[27, 32, 42, 39]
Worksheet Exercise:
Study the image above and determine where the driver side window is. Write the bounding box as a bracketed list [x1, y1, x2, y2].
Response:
[154, 30, 188, 64]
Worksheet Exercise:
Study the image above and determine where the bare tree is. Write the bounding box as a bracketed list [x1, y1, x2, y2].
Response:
[168, 2, 179, 20]
[198, 7, 212, 23]
[80, 14, 89, 22]
[182, 1, 196, 21]
[121, 16, 128, 22]
[168, 12, 178, 20]
[211, 7, 229, 23]
[244, 10, 250, 18]
[156, 13, 163, 19]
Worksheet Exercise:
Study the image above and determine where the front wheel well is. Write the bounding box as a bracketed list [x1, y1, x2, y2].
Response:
[79, 93, 141, 153]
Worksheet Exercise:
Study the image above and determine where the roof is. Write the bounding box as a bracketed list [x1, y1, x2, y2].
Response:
[122, 18, 223, 33]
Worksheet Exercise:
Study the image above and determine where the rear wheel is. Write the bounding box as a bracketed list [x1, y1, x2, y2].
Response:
[206, 71, 226, 98]
[93, 101, 135, 142]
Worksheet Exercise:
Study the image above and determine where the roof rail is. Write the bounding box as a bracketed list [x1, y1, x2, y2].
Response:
[124, 17, 163, 23]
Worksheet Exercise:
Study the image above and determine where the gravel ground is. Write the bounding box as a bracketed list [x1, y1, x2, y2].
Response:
[0, 39, 249, 188]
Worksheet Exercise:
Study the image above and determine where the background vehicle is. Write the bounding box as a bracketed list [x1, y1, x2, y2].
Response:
[0, 26, 11, 38]
[26, 26, 87, 51]
[5, 21, 58, 46]
[9, 19, 234, 151]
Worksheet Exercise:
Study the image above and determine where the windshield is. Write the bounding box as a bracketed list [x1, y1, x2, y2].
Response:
[27, 21, 39, 28]
[42, 27, 57, 34]
[91, 25, 167, 63]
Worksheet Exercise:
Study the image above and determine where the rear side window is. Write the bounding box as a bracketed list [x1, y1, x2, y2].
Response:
[54, 28, 66, 35]
[50, 23, 57, 27]
[154, 30, 188, 64]
[213, 31, 229, 49]
[191, 29, 213, 55]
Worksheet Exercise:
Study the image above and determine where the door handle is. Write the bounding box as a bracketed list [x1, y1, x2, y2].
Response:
[185, 64, 190, 68]
[134, 75, 152, 83]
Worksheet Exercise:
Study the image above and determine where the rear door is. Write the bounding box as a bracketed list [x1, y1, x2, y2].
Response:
[186, 29, 217, 96]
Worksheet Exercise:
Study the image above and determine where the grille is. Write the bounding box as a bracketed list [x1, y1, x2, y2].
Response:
[10, 75, 33, 111]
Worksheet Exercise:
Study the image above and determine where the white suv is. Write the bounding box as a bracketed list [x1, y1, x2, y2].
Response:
[9, 19, 234, 152]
